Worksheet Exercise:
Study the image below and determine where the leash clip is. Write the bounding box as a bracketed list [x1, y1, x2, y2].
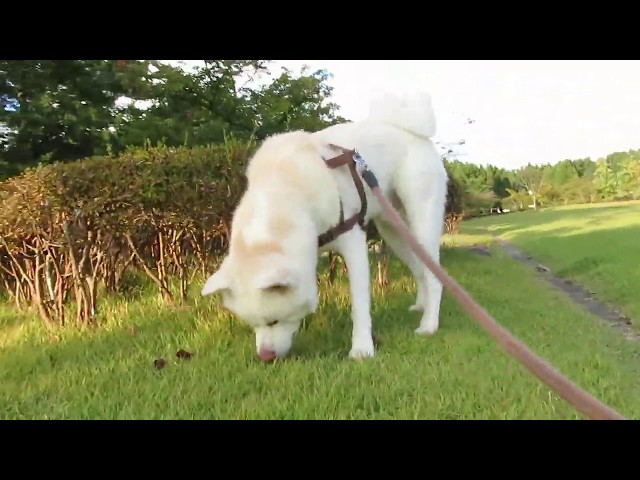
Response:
[352, 149, 369, 171]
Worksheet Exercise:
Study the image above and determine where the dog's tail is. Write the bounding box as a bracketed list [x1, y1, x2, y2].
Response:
[366, 91, 436, 139]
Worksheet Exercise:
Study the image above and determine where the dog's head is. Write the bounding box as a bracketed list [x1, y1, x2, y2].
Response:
[201, 248, 319, 362]
[201, 131, 342, 362]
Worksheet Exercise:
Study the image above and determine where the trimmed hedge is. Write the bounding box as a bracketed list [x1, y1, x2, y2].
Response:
[0, 139, 256, 327]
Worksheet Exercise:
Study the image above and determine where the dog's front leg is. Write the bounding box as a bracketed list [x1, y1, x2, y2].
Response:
[338, 228, 376, 359]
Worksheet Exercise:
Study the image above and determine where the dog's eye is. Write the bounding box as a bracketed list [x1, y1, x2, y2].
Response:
[266, 320, 279, 327]
[265, 285, 289, 294]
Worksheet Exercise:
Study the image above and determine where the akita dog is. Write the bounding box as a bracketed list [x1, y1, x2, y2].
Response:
[201, 92, 448, 362]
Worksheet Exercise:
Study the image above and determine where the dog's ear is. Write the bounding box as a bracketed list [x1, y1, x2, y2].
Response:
[254, 266, 295, 293]
[201, 260, 232, 297]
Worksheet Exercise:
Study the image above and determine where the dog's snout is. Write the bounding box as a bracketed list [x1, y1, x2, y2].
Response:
[258, 348, 277, 363]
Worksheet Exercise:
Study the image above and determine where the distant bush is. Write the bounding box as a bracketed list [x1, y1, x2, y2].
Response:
[444, 169, 465, 234]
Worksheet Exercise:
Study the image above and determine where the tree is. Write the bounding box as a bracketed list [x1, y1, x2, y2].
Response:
[619, 156, 640, 199]
[0, 60, 349, 180]
[515, 164, 545, 209]
[0, 60, 153, 176]
[593, 157, 617, 198]
[249, 66, 347, 139]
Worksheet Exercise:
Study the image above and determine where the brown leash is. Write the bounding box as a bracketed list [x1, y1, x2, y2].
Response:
[322, 145, 627, 421]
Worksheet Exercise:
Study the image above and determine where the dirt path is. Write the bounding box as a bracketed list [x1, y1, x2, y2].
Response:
[465, 241, 639, 342]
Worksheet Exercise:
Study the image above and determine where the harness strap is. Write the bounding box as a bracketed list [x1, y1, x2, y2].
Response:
[317, 145, 368, 247]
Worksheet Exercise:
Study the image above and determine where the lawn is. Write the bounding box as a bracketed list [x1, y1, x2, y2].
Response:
[461, 200, 640, 324]
[3, 223, 640, 420]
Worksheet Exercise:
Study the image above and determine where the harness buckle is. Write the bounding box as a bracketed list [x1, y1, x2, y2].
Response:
[352, 150, 369, 171]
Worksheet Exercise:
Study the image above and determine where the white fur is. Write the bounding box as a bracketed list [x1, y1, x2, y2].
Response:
[201, 91, 448, 360]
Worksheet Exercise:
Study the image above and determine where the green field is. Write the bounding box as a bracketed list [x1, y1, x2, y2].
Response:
[461, 200, 640, 322]
[2, 202, 640, 420]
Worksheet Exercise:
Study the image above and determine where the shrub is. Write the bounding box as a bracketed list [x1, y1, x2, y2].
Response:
[444, 169, 465, 234]
[0, 139, 257, 328]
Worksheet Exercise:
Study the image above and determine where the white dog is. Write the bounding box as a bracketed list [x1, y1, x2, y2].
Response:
[201, 91, 449, 362]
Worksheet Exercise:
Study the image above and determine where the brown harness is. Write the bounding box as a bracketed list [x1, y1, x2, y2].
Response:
[317, 145, 368, 247]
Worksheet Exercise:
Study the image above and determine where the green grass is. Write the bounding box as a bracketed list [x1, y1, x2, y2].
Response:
[2, 219, 640, 420]
[461, 200, 640, 322]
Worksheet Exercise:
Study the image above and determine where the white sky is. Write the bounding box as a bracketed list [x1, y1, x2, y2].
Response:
[172, 60, 640, 170]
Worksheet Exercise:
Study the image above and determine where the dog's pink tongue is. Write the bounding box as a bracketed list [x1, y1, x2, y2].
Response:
[258, 349, 277, 363]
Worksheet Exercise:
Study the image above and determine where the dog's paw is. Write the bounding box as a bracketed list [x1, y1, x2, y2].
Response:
[415, 322, 439, 336]
[409, 304, 425, 313]
[349, 338, 375, 360]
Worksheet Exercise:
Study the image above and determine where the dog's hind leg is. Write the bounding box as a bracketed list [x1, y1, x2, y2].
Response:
[394, 148, 448, 336]
[335, 227, 376, 359]
[374, 218, 427, 313]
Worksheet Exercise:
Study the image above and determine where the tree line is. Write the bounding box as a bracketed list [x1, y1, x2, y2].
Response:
[445, 150, 640, 217]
